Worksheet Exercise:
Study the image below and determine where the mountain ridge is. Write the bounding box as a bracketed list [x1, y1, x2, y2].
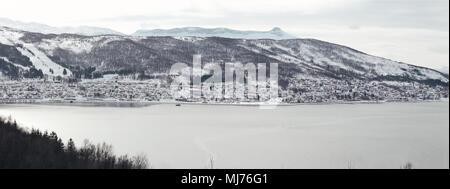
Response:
[132, 26, 296, 40]
[0, 18, 298, 40]
[0, 26, 448, 84]
[0, 18, 124, 36]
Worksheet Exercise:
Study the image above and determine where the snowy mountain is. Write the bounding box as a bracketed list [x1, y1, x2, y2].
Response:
[0, 19, 294, 40]
[0, 26, 448, 86]
[0, 18, 124, 36]
[132, 27, 296, 40]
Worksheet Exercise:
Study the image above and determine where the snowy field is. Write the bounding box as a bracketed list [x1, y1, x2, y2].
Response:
[0, 102, 448, 169]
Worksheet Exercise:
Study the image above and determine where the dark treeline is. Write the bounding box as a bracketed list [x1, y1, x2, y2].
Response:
[0, 116, 148, 169]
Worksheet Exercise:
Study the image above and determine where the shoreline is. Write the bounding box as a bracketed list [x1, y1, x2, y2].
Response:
[0, 98, 448, 108]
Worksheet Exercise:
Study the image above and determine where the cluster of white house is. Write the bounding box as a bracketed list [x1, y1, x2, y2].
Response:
[0, 77, 448, 104]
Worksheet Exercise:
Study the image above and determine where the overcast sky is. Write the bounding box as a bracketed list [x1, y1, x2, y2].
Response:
[1, 0, 448, 71]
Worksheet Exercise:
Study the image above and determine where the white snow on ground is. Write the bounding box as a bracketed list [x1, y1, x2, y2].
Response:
[237, 44, 261, 53]
[298, 43, 367, 74]
[0, 27, 71, 76]
[0, 27, 23, 45]
[251, 41, 307, 65]
[17, 43, 71, 76]
[252, 40, 275, 51]
[173, 36, 205, 42]
[248, 40, 346, 72]
[38, 37, 94, 54]
[250, 39, 448, 82]
[239, 41, 308, 67]
[339, 46, 448, 82]
[331, 49, 373, 70]
[239, 39, 448, 81]
[273, 43, 294, 53]
[416, 68, 448, 81]
[268, 53, 302, 64]
[380, 80, 413, 86]
[95, 36, 125, 47]
[102, 74, 120, 80]
[295, 73, 320, 80]
[38, 35, 123, 55]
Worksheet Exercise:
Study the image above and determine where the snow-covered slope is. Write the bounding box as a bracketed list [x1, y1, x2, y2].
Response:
[0, 27, 71, 77]
[132, 27, 296, 40]
[0, 18, 123, 36]
[244, 39, 448, 81]
[0, 26, 448, 85]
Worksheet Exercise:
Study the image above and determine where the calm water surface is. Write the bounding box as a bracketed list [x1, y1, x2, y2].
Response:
[0, 102, 448, 169]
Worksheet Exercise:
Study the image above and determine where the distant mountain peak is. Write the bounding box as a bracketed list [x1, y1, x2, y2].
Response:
[0, 17, 124, 36]
[0, 18, 296, 40]
[271, 27, 282, 32]
[132, 27, 296, 40]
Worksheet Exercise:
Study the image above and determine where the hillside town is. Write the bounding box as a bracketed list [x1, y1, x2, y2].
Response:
[0, 75, 448, 104]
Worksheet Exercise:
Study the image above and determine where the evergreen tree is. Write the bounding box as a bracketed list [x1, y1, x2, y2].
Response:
[67, 138, 76, 153]
[0, 117, 148, 169]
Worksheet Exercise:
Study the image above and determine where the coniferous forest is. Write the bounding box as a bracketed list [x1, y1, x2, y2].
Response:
[0, 116, 148, 169]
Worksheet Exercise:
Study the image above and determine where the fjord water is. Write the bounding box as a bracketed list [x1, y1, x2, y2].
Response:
[0, 102, 448, 169]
